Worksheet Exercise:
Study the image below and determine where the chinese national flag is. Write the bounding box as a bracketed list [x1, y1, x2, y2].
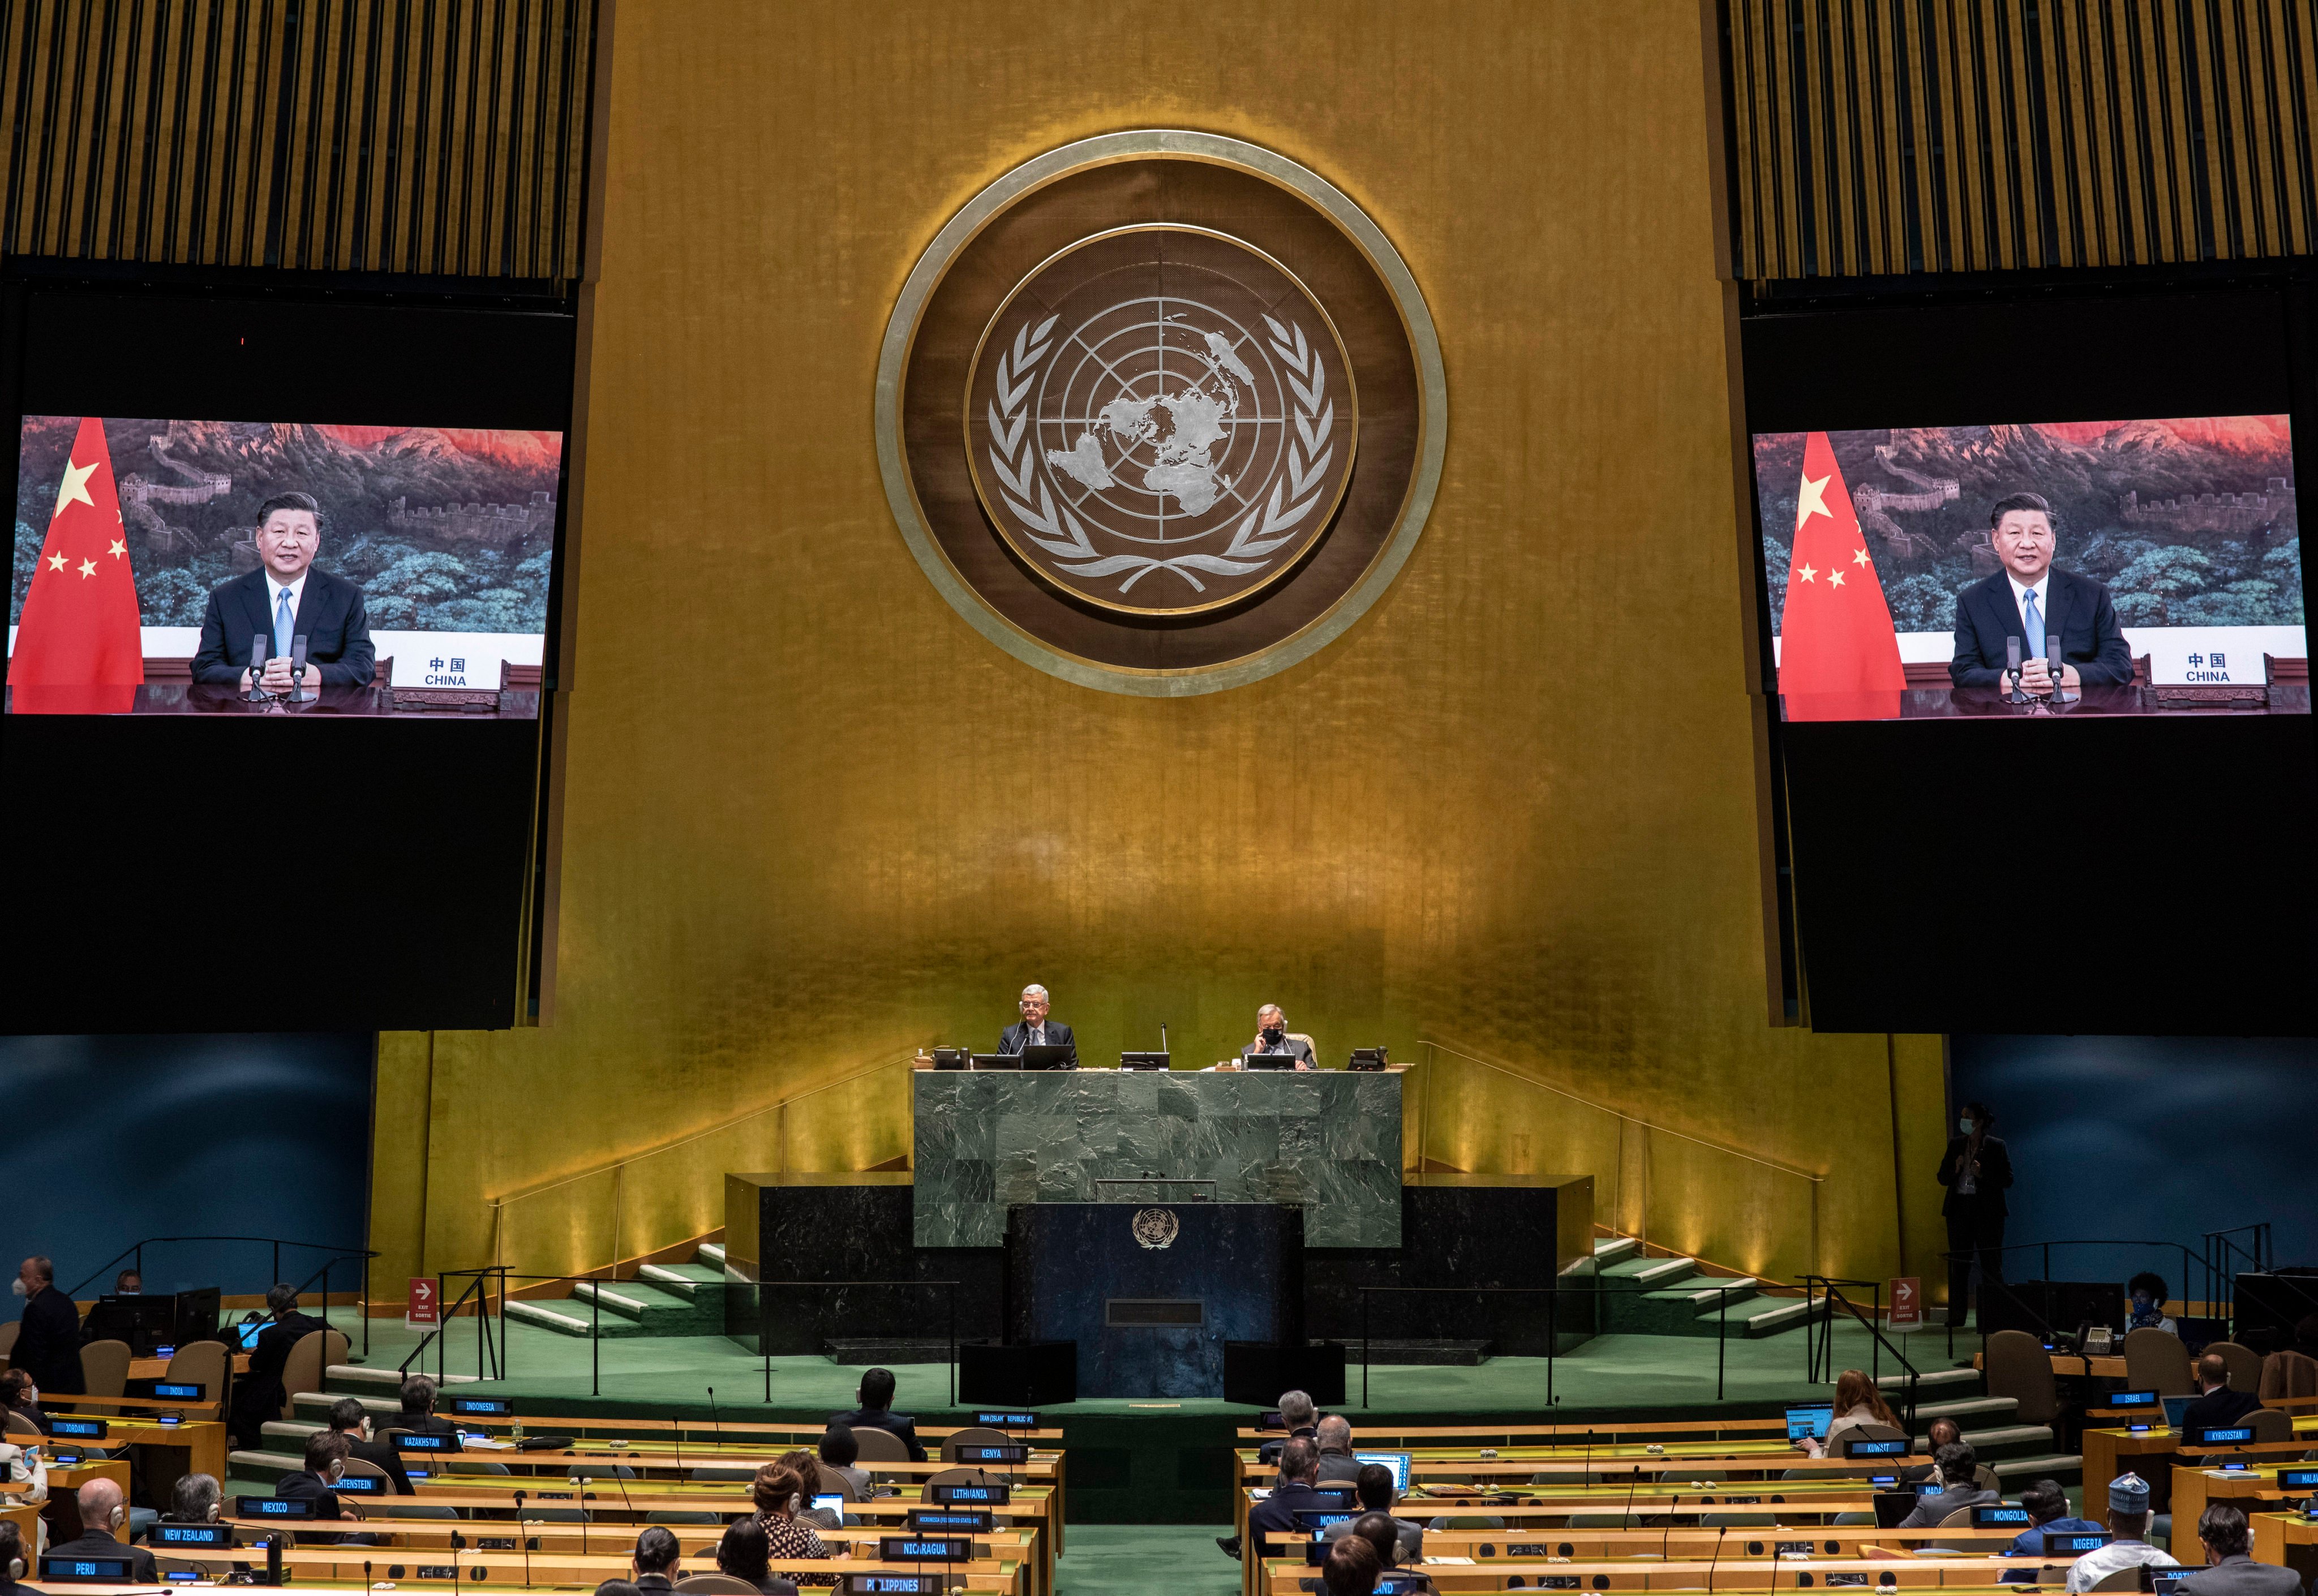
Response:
[10, 417, 144, 714]
[1776, 431, 1904, 721]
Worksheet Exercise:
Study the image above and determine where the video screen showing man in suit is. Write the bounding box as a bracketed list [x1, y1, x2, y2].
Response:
[1948, 492, 2134, 692]
[191, 494, 376, 691]
[8, 415, 564, 717]
[1750, 417, 2306, 722]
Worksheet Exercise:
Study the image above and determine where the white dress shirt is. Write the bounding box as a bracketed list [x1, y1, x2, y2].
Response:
[2064, 1541, 2176, 1593]
[2007, 572, 2050, 627]
[265, 572, 310, 645]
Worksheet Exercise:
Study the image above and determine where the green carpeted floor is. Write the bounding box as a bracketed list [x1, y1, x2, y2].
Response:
[1052, 1525, 1240, 1595]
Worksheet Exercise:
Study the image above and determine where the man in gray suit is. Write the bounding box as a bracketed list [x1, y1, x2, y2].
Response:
[2179, 1504, 2303, 1596]
[1313, 1415, 1362, 1483]
[1898, 1443, 2003, 1529]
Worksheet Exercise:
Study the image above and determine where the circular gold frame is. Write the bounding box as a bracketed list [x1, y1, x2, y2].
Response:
[875, 130, 1448, 697]
[962, 224, 1360, 618]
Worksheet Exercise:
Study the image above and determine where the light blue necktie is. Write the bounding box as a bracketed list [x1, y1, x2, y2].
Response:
[2022, 587, 2045, 660]
[273, 587, 294, 660]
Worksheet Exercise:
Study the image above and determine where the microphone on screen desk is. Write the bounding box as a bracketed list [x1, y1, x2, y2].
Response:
[2006, 635, 2025, 703]
[2047, 628, 2069, 706]
[250, 633, 272, 701]
[291, 634, 310, 697]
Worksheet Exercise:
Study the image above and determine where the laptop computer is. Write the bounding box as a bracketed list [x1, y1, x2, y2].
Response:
[1355, 1451, 1413, 1490]
[1017, 1045, 1074, 1070]
[1786, 1402, 1834, 1443]
[2162, 1395, 2197, 1430]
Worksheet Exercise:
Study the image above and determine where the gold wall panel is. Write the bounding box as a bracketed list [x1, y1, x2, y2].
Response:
[370, 0, 1947, 1299]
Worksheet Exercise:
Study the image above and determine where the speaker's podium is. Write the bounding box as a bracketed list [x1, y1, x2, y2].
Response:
[1005, 1199, 1316, 1398]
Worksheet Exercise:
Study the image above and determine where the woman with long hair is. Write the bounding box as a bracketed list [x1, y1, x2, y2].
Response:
[748, 1461, 833, 1586]
[1799, 1368, 1903, 1456]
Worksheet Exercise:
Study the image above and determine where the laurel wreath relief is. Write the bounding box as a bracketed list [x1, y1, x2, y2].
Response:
[984, 312, 1335, 595]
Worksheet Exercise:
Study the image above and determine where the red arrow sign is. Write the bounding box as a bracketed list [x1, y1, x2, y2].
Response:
[407, 1278, 440, 1325]
[1889, 1276, 1922, 1327]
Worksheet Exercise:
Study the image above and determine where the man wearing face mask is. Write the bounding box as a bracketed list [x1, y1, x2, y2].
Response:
[1937, 1102, 2013, 1328]
[1241, 1005, 1315, 1070]
[12, 1259, 82, 1401]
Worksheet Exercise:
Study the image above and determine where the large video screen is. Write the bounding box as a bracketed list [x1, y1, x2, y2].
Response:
[8, 414, 563, 715]
[1753, 417, 2305, 721]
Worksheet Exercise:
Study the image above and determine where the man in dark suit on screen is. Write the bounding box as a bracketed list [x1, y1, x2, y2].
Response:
[191, 492, 376, 690]
[1948, 492, 2134, 692]
[999, 984, 1078, 1067]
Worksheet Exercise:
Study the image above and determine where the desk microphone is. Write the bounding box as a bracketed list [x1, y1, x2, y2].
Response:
[1705, 1524, 1728, 1590]
[1660, 1494, 1681, 1560]
[1160, 1022, 1169, 1056]
[250, 633, 271, 701]
[1620, 1464, 1643, 1529]
[291, 634, 310, 695]
[2047, 628, 2067, 702]
[2006, 635, 2024, 702]
[513, 1491, 531, 1585]
[671, 1416, 684, 1475]
[707, 1386, 723, 1449]
[1770, 1538, 1787, 1594]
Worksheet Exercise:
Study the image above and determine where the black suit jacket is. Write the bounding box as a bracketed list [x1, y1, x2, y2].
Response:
[2180, 1386, 2264, 1432]
[827, 1406, 925, 1463]
[1248, 1479, 1332, 1544]
[998, 1021, 1078, 1067]
[1948, 569, 2134, 688]
[1937, 1134, 2013, 1218]
[389, 1413, 458, 1438]
[48, 1530, 157, 1583]
[190, 568, 376, 686]
[15, 1285, 84, 1396]
[345, 1432, 414, 1493]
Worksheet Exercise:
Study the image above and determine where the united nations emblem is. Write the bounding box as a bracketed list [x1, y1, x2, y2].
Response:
[877, 130, 1446, 695]
[967, 229, 1357, 615]
[1131, 1207, 1180, 1250]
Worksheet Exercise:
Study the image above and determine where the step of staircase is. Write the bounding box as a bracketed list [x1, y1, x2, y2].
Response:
[570, 1278, 692, 1325]
[324, 1364, 477, 1396]
[1879, 1366, 1982, 1395]
[1718, 1295, 1833, 1340]
[292, 1391, 400, 1423]
[1909, 1395, 2019, 1427]
[503, 1297, 620, 1338]
[1347, 1339, 1498, 1366]
[636, 1262, 724, 1300]
[1592, 1235, 1641, 1267]
[1991, 1452, 2084, 1487]
[1600, 1255, 1702, 1287]
[696, 1242, 727, 1272]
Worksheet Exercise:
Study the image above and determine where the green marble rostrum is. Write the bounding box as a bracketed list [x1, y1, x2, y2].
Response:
[911, 1068, 1403, 1248]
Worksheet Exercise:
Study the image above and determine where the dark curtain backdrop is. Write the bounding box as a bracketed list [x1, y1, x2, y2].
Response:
[1949, 1035, 2318, 1292]
[0, 1034, 375, 1298]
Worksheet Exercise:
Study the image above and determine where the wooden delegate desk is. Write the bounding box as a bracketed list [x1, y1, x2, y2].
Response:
[1235, 1419, 1796, 1447]
[152, 1543, 1026, 1593]
[404, 1478, 1061, 1596]
[1257, 1525, 2054, 1561]
[7, 1458, 128, 1551]
[1257, 1557, 2086, 1594]
[2083, 1427, 2318, 1529]
[404, 1409, 1065, 1448]
[2253, 1511, 2318, 1583]
[222, 1512, 1036, 1590]
[125, 1352, 249, 1382]
[1235, 1483, 1890, 1596]
[1975, 1350, 2128, 1380]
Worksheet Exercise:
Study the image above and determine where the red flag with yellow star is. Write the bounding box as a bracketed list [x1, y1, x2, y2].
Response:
[10, 417, 144, 714]
[1776, 430, 1904, 720]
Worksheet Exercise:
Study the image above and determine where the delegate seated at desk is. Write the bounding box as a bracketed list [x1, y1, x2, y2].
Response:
[1241, 1004, 1315, 1069]
[999, 983, 1078, 1067]
[1946, 494, 2134, 692]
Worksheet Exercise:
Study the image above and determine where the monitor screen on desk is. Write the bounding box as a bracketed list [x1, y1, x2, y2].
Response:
[1748, 414, 2305, 724]
[1355, 1452, 1412, 1491]
[1786, 1403, 1834, 1442]
[2164, 1396, 2198, 1430]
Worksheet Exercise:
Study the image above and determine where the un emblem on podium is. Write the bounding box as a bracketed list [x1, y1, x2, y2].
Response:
[877, 130, 1445, 695]
[1131, 1207, 1181, 1250]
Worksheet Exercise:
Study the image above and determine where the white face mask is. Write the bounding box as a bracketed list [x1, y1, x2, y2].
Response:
[9, 1278, 24, 1298]
[1958, 1116, 1974, 1134]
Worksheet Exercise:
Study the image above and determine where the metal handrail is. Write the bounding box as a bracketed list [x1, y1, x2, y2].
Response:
[1355, 1277, 1750, 1409]
[1798, 1274, 1922, 1423]
[1417, 1037, 1824, 1275]
[63, 1234, 378, 1360]
[482, 1049, 923, 1277]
